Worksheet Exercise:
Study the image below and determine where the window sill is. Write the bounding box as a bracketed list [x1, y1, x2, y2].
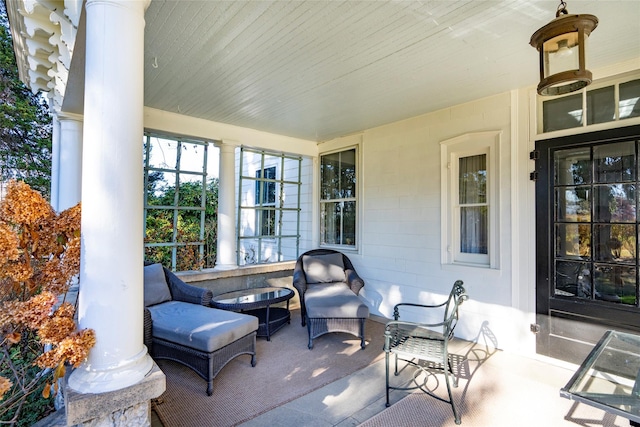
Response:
[441, 262, 502, 276]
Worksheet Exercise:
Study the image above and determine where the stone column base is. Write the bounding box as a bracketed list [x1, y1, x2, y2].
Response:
[64, 362, 165, 426]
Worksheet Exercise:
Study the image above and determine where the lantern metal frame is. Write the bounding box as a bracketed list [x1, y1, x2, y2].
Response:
[530, 1, 598, 96]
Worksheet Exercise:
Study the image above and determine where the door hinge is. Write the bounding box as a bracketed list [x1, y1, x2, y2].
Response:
[530, 150, 539, 160]
[530, 323, 540, 334]
[530, 171, 538, 181]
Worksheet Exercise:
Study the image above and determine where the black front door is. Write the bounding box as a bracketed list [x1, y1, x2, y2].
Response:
[535, 125, 640, 364]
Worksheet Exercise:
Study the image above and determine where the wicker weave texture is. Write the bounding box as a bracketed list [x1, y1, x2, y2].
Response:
[308, 317, 363, 338]
[152, 331, 256, 395]
[307, 317, 366, 349]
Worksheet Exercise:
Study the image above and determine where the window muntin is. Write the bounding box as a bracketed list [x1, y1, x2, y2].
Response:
[320, 148, 357, 248]
[144, 133, 218, 271]
[238, 147, 302, 265]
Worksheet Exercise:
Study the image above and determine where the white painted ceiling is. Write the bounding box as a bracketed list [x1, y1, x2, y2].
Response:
[143, 1, 640, 142]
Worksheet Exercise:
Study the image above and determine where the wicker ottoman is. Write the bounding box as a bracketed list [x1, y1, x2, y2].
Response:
[304, 283, 369, 349]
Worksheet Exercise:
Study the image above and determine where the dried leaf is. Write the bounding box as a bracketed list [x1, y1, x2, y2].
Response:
[42, 382, 51, 399]
[54, 362, 66, 380]
[0, 377, 12, 401]
[5, 332, 21, 344]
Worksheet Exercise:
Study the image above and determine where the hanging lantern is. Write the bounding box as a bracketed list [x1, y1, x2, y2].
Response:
[530, 0, 598, 96]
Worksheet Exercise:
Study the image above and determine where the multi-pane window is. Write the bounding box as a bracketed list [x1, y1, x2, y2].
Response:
[441, 131, 500, 268]
[541, 77, 640, 133]
[320, 148, 357, 248]
[238, 147, 302, 265]
[459, 154, 488, 255]
[554, 140, 639, 306]
[143, 133, 218, 271]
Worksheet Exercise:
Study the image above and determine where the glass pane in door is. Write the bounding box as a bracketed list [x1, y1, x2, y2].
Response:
[594, 264, 636, 305]
[594, 184, 636, 222]
[555, 260, 591, 298]
[556, 186, 591, 222]
[593, 141, 635, 183]
[555, 147, 591, 185]
[556, 223, 591, 258]
[593, 224, 635, 263]
[553, 142, 639, 306]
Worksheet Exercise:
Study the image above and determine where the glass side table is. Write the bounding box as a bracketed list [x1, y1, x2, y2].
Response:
[561, 330, 640, 426]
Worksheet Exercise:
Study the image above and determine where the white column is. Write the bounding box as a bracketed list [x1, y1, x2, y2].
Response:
[57, 114, 83, 212]
[68, 0, 153, 394]
[214, 141, 238, 269]
[50, 115, 60, 210]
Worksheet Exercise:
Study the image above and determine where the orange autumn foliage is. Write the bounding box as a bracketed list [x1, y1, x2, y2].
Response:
[0, 180, 95, 402]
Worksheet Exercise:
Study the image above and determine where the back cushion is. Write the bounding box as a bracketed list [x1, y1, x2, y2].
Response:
[302, 253, 345, 284]
[143, 263, 173, 307]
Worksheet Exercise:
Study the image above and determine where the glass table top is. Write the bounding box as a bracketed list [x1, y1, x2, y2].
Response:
[561, 330, 640, 423]
[212, 287, 293, 305]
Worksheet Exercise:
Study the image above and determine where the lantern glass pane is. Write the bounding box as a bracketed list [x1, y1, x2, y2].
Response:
[543, 32, 580, 77]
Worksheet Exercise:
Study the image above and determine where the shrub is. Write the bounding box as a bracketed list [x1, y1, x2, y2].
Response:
[0, 180, 95, 425]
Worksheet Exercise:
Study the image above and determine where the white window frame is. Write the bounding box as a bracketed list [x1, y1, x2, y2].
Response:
[143, 132, 211, 271]
[319, 145, 359, 250]
[237, 147, 303, 265]
[441, 131, 501, 268]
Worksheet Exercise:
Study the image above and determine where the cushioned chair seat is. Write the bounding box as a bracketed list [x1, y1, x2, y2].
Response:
[148, 301, 258, 353]
[305, 283, 370, 319]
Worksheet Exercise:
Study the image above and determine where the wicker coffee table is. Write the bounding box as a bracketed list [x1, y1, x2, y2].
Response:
[211, 287, 294, 341]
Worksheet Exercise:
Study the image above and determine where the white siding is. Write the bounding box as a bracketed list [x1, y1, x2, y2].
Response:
[324, 91, 537, 355]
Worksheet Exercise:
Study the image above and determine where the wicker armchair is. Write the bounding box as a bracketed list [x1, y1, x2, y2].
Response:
[384, 280, 467, 424]
[293, 249, 368, 349]
[143, 263, 257, 395]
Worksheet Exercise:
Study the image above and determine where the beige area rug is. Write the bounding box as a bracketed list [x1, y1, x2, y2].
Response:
[153, 309, 385, 427]
[360, 338, 629, 427]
